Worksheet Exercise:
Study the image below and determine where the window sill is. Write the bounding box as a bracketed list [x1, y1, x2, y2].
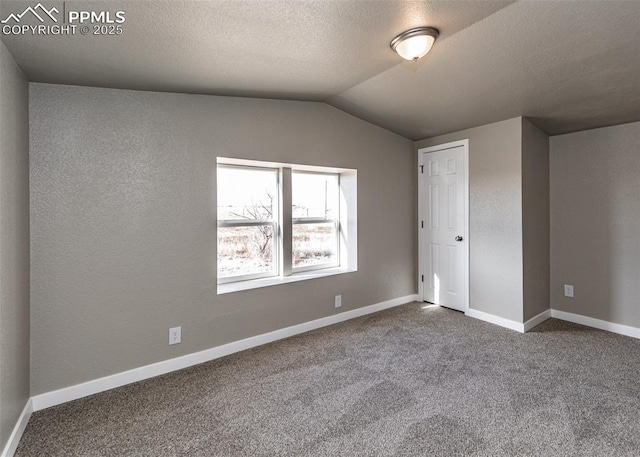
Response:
[217, 266, 357, 295]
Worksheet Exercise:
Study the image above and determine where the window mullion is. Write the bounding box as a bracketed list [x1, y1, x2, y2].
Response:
[281, 167, 292, 277]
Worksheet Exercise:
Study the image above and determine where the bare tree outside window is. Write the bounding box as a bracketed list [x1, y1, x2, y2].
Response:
[217, 166, 278, 280]
[217, 163, 342, 282]
[227, 192, 274, 260]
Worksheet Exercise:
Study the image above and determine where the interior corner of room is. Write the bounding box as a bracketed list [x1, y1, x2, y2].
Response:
[1, 1, 639, 455]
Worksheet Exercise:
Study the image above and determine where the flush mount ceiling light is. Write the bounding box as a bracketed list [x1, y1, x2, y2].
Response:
[390, 27, 439, 62]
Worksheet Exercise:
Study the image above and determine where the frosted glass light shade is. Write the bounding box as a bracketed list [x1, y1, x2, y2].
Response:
[391, 27, 439, 61]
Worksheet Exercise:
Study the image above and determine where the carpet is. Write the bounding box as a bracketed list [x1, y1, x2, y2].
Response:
[16, 303, 640, 456]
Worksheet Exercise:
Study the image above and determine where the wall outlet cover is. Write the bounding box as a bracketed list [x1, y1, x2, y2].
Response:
[169, 326, 182, 345]
[335, 295, 342, 308]
[564, 284, 574, 298]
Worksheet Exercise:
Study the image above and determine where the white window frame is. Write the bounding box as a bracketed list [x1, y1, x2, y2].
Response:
[216, 157, 357, 294]
[291, 171, 340, 273]
[216, 164, 280, 284]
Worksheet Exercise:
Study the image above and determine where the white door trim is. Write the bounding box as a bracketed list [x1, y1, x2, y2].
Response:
[418, 139, 469, 313]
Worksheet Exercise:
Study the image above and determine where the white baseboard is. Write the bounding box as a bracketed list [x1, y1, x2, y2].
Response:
[465, 308, 552, 333]
[465, 308, 525, 333]
[1, 399, 32, 457]
[524, 309, 552, 332]
[550, 309, 640, 340]
[465, 306, 639, 339]
[31, 294, 419, 412]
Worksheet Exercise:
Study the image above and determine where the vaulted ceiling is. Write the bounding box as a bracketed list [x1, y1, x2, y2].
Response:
[2, 0, 639, 140]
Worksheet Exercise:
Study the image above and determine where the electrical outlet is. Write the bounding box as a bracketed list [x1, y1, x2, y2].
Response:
[169, 326, 181, 345]
[335, 295, 342, 308]
[564, 284, 574, 298]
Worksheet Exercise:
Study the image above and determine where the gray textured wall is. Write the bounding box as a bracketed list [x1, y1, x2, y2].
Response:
[29, 84, 416, 395]
[521, 119, 550, 321]
[0, 43, 30, 450]
[550, 122, 640, 327]
[415, 118, 524, 323]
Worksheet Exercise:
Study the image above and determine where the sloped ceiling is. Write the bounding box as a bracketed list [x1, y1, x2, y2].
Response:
[329, 1, 640, 139]
[1, 0, 639, 139]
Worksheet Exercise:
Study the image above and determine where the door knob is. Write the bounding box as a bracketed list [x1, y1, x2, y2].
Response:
[455, 235, 463, 242]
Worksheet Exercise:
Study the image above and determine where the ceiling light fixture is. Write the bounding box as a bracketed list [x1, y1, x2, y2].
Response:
[390, 27, 439, 62]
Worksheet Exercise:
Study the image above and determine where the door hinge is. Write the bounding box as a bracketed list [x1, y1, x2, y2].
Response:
[421, 221, 424, 228]
[420, 165, 424, 174]
[421, 275, 424, 282]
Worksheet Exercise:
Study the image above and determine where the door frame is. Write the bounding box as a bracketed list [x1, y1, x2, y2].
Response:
[417, 139, 470, 313]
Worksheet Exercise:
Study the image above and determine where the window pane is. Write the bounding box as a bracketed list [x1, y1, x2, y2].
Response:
[292, 172, 338, 219]
[293, 223, 338, 268]
[217, 225, 275, 278]
[217, 167, 277, 221]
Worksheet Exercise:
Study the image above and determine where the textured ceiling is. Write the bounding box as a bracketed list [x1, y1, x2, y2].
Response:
[0, 0, 512, 100]
[329, 1, 640, 139]
[1, 0, 639, 139]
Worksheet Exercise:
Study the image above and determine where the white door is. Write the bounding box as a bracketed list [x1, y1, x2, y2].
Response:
[419, 145, 467, 312]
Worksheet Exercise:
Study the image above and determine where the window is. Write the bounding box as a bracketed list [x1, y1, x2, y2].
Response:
[217, 158, 357, 293]
[292, 172, 339, 271]
[217, 166, 279, 283]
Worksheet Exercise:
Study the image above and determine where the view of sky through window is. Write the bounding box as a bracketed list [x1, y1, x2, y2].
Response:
[217, 166, 277, 221]
[292, 172, 338, 220]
